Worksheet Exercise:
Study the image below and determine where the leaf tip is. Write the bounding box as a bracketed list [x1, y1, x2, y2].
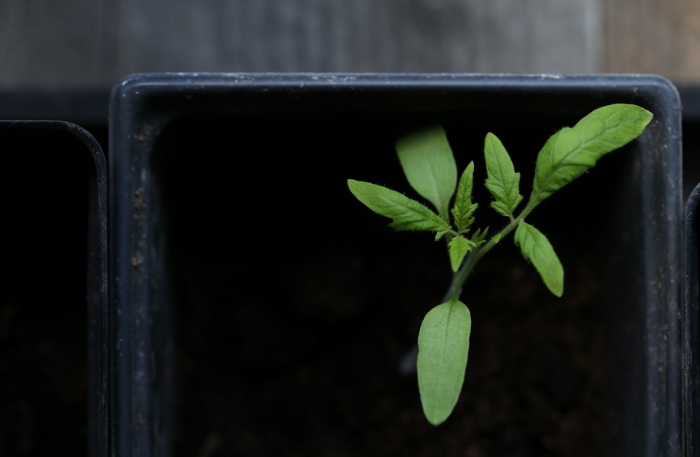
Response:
[425, 412, 448, 426]
[552, 285, 564, 298]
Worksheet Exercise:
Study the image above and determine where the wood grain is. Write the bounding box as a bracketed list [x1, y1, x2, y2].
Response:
[604, 0, 700, 81]
[0, 0, 600, 88]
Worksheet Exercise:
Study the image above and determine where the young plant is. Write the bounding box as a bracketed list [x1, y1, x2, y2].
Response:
[347, 104, 653, 426]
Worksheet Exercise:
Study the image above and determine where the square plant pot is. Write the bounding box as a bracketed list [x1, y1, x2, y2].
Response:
[109, 74, 682, 457]
[684, 182, 700, 457]
[0, 121, 108, 457]
[677, 86, 700, 202]
[677, 85, 700, 457]
[0, 91, 110, 150]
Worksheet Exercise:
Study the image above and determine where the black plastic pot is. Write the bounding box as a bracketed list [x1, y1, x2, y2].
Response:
[682, 84, 700, 457]
[678, 86, 700, 202]
[0, 121, 108, 457]
[0, 91, 110, 151]
[109, 74, 683, 457]
[685, 183, 700, 457]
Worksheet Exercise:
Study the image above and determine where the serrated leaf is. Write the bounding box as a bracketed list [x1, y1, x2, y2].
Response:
[484, 133, 523, 218]
[530, 104, 653, 205]
[348, 180, 452, 234]
[417, 298, 472, 425]
[448, 236, 474, 272]
[435, 231, 450, 242]
[470, 227, 489, 245]
[451, 162, 479, 233]
[396, 125, 457, 220]
[514, 222, 563, 297]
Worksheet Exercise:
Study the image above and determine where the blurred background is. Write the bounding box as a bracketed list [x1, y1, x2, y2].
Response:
[0, 0, 698, 88]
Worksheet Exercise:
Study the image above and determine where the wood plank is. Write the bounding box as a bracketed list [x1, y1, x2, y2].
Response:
[111, 0, 602, 74]
[605, 0, 700, 81]
[0, 0, 107, 86]
[0, 0, 601, 88]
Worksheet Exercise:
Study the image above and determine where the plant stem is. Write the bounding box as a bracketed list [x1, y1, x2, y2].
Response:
[443, 203, 536, 302]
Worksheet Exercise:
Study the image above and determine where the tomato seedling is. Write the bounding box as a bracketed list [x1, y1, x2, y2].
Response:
[348, 104, 653, 425]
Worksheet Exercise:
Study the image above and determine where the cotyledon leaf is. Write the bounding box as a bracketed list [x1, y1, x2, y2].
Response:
[417, 298, 472, 425]
[396, 125, 457, 220]
[347, 179, 451, 234]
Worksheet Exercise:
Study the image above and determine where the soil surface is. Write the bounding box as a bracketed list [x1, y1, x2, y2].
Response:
[0, 269, 87, 457]
[157, 115, 608, 457]
[173, 243, 603, 457]
[0, 158, 90, 457]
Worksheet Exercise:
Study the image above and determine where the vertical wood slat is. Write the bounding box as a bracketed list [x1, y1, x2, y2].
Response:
[0, 0, 600, 88]
[0, 0, 107, 86]
[605, 0, 700, 82]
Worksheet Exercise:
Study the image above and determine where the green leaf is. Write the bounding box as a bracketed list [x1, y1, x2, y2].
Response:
[448, 236, 474, 272]
[514, 222, 564, 297]
[417, 298, 472, 425]
[451, 161, 479, 234]
[396, 125, 457, 220]
[484, 133, 523, 218]
[347, 180, 452, 233]
[470, 227, 489, 245]
[530, 104, 653, 205]
[434, 230, 450, 242]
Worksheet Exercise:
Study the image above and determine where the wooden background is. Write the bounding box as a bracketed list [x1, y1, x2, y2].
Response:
[0, 0, 698, 88]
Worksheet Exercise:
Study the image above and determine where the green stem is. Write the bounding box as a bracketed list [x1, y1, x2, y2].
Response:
[443, 202, 537, 302]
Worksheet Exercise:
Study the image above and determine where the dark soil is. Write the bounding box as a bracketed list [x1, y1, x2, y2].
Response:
[154, 113, 611, 457]
[0, 155, 90, 457]
[0, 268, 87, 457]
[172, 241, 602, 457]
